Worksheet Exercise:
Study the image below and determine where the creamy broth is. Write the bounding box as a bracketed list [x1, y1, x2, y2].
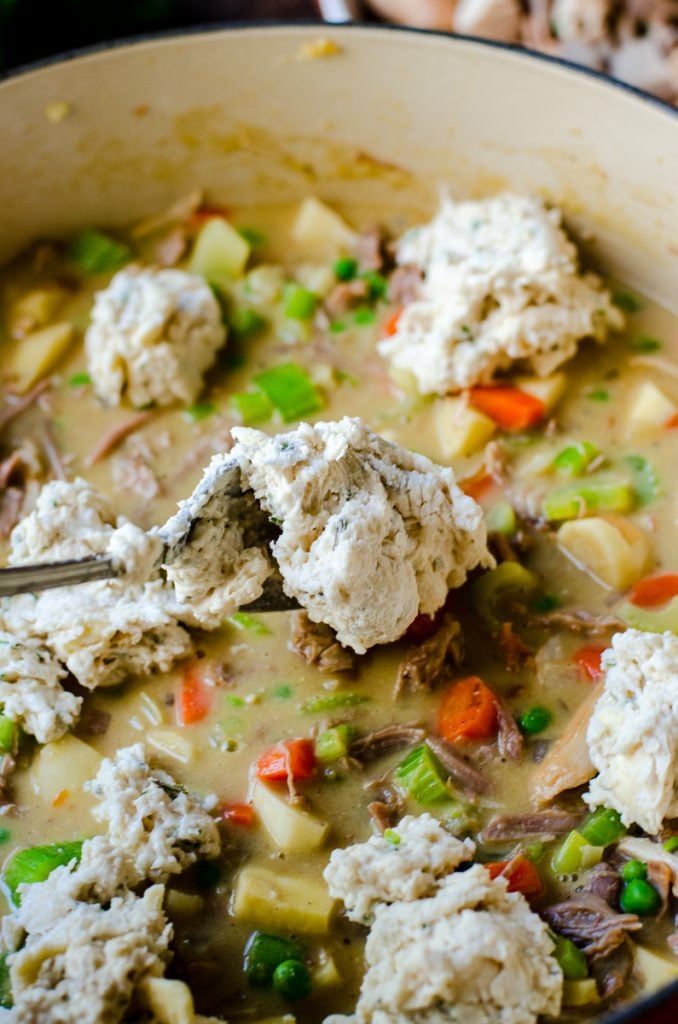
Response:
[1, 196, 677, 1023]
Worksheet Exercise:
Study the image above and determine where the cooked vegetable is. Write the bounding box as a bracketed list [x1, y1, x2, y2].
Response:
[229, 307, 267, 338]
[220, 802, 256, 828]
[486, 856, 544, 899]
[433, 396, 496, 459]
[256, 739, 317, 783]
[518, 706, 552, 735]
[562, 979, 599, 1006]
[620, 595, 678, 634]
[178, 663, 214, 726]
[624, 454, 661, 505]
[69, 228, 131, 273]
[138, 977, 194, 1024]
[551, 830, 603, 875]
[629, 573, 678, 608]
[634, 944, 678, 992]
[244, 931, 306, 989]
[146, 730, 195, 765]
[254, 362, 324, 422]
[283, 284, 318, 321]
[468, 386, 546, 431]
[579, 808, 626, 846]
[314, 725, 357, 762]
[0, 715, 17, 756]
[437, 677, 498, 744]
[382, 307, 402, 337]
[573, 644, 605, 681]
[291, 198, 355, 254]
[302, 692, 370, 713]
[230, 390, 274, 424]
[4, 321, 76, 393]
[228, 611, 271, 635]
[0, 952, 11, 1009]
[251, 781, 329, 853]
[190, 216, 250, 279]
[334, 257, 358, 281]
[4, 841, 84, 905]
[273, 960, 312, 1001]
[184, 401, 215, 423]
[470, 562, 539, 628]
[620, 878, 661, 915]
[29, 734, 101, 806]
[553, 441, 599, 477]
[621, 860, 647, 882]
[552, 935, 589, 980]
[625, 380, 677, 439]
[557, 514, 650, 589]
[543, 478, 635, 521]
[233, 865, 335, 934]
[514, 373, 566, 414]
[396, 744, 451, 805]
[484, 501, 516, 535]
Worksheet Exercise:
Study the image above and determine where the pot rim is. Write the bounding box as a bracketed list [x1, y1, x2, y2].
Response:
[1, 17, 677, 1023]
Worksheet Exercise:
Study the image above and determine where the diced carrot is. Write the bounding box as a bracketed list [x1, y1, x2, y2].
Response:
[177, 662, 214, 726]
[220, 802, 256, 827]
[573, 644, 606, 682]
[383, 307, 403, 337]
[629, 572, 678, 608]
[52, 789, 69, 808]
[665, 412, 678, 428]
[468, 387, 546, 432]
[460, 470, 495, 502]
[404, 607, 446, 644]
[487, 855, 545, 899]
[189, 204, 230, 229]
[437, 676, 499, 743]
[256, 738, 317, 783]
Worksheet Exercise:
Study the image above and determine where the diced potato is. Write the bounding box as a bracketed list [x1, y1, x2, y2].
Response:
[562, 979, 600, 1006]
[558, 514, 651, 590]
[189, 217, 250, 279]
[312, 950, 342, 988]
[295, 263, 335, 298]
[165, 890, 203, 918]
[252, 781, 329, 853]
[139, 977, 194, 1024]
[634, 943, 678, 992]
[232, 864, 336, 934]
[515, 372, 566, 413]
[625, 380, 677, 439]
[433, 396, 496, 460]
[8, 286, 67, 339]
[291, 197, 356, 256]
[147, 729, 194, 765]
[30, 734, 101, 805]
[4, 321, 75, 393]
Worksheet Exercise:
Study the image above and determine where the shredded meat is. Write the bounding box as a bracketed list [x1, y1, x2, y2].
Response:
[647, 860, 673, 918]
[355, 226, 389, 272]
[591, 940, 634, 1000]
[155, 226, 188, 267]
[0, 379, 50, 431]
[0, 487, 25, 536]
[388, 264, 422, 305]
[77, 707, 112, 737]
[543, 895, 642, 959]
[424, 736, 490, 796]
[364, 777, 405, 829]
[395, 612, 463, 695]
[289, 611, 356, 672]
[667, 932, 678, 956]
[0, 753, 15, 810]
[0, 442, 44, 536]
[529, 608, 625, 635]
[368, 800, 400, 832]
[85, 411, 154, 466]
[480, 810, 580, 842]
[498, 622, 534, 672]
[489, 531, 520, 564]
[324, 278, 371, 317]
[584, 862, 621, 908]
[496, 695, 524, 762]
[349, 723, 426, 762]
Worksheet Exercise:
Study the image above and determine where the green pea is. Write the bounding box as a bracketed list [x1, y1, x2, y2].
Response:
[620, 859, 647, 883]
[333, 257, 358, 281]
[620, 878, 661, 915]
[272, 959, 312, 1001]
[519, 706, 552, 735]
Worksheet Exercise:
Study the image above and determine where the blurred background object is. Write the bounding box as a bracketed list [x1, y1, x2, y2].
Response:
[0, 0, 676, 103]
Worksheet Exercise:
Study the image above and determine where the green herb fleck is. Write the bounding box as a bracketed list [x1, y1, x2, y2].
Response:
[227, 612, 271, 635]
[330, 320, 347, 334]
[271, 684, 294, 700]
[333, 256, 358, 281]
[532, 593, 561, 612]
[353, 307, 377, 326]
[587, 389, 610, 402]
[630, 335, 661, 353]
[624, 454, 661, 506]
[68, 371, 91, 387]
[0, 828, 10, 846]
[184, 401, 216, 422]
[238, 227, 266, 248]
[384, 829, 401, 846]
[228, 307, 267, 338]
[226, 695, 246, 708]
[611, 289, 643, 313]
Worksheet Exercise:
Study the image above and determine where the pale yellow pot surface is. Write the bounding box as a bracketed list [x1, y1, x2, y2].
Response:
[0, 25, 677, 309]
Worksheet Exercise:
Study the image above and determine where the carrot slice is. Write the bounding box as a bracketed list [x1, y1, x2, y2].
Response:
[256, 739, 317, 783]
[629, 573, 678, 608]
[468, 386, 546, 432]
[437, 676, 499, 743]
[460, 470, 495, 502]
[220, 802, 256, 827]
[383, 307, 403, 337]
[487, 855, 545, 899]
[177, 662, 214, 726]
[573, 644, 606, 681]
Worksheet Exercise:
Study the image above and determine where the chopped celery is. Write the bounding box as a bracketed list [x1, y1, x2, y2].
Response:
[361, 271, 388, 301]
[68, 228, 131, 273]
[302, 692, 370, 714]
[254, 363, 324, 422]
[353, 307, 376, 326]
[396, 744, 450, 806]
[190, 217, 250, 279]
[0, 952, 11, 1010]
[624, 455, 661, 506]
[0, 714, 17, 755]
[384, 828, 401, 846]
[532, 593, 560, 612]
[630, 335, 661, 353]
[228, 612, 271, 635]
[4, 840, 84, 905]
[470, 562, 539, 629]
[542, 477, 634, 521]
[333, 257, 358, 281]
[552, 441, 599, 477]
[0, 829, 10, 845]
[579, 807, 626, 846]
[238, 227, 266, 249]
[230, 390, 274, 425]
[283, 284, 318, 321]
[68, 371, 91, 387]
[552, 935, 588, 980]
[315, 724, 358, 762]
[485, 502, 516, 535]
[620, 596, 678, 635]
[244, 931, 306, 988]
[612, 289, 643, 313]
[664, 837, 678, 853]
[184, 401, 216, 423]
[551, 830, 602, 875]
[587, 389, 610, 402]
[228, 307, 267, 338]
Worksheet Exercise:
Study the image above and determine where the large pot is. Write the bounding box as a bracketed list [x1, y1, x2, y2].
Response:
[1, 22, 677, 1023]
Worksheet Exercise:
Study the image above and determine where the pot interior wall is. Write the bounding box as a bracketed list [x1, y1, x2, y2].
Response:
[0, 25, 677, 310]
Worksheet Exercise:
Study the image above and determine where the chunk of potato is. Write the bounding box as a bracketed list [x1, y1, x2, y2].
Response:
[291, 197, 356, 256]
[232, 864, 336, 935]
[139, 977, 194, 1024]
[625, 380, 677, 439]
[165, 890, 203, 918]
[634, 944, 678, 992]
[4, 321, 75, 393]
[515, 372, 566, 414]
[252, 781, 329, 853]
[312, 950, 342, 988]
[433, 396, 496, 459]
[189, 217, 250, 279]
[8, 286, 67, 339]
[147, 729, 194, 765]
[558, 514, 651, 590]
[562, 979, 600, 1006]
[30, 734, 101, 805]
